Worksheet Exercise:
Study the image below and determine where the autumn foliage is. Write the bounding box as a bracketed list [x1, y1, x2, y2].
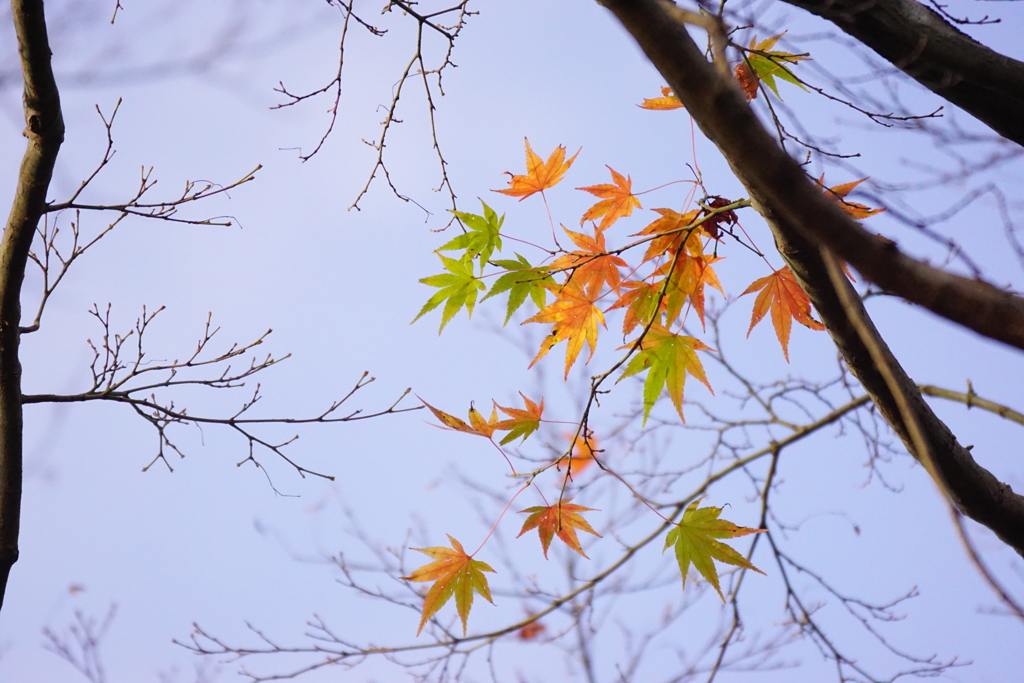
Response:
[405, 44, 884, 635]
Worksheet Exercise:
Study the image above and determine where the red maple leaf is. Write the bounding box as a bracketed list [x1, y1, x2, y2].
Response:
[518, 501, 601, 559]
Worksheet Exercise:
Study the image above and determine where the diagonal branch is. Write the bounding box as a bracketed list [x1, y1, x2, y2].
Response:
[0, 0, 65, 612]
[596, 0, 1024, 556]
[777, 0, 1024, 147]
[597, 0, 1024, 353]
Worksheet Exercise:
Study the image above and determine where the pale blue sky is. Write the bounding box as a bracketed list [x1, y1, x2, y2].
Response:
[0, 1, 1022, 682]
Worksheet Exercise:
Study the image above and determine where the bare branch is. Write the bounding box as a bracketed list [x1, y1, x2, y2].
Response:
[22, 306, 418, 483]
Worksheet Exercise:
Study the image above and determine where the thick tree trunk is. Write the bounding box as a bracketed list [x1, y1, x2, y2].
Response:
[0, 0, 64, 611]
[597, 0, 1024, 556]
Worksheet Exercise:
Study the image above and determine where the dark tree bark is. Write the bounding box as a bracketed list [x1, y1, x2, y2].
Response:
[0, 0, 64, 611]
[778, 0, 1024, 147]
[597, 0, 1024, 556]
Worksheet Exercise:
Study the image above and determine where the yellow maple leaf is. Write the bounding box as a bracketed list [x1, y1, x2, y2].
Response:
[819, 176, 885, 219]
[419, 397, 499, 438]
[638, 86, 684, 110]
[403, 535, 495, 636]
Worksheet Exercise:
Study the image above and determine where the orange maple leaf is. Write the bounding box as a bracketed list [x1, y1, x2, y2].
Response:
[742, 266, 825, 361]
[518, 501, 601, 559]
[606, 280, 665, 335]
[403, 535, 495, 636]
[559, 431, 601, 476]
[551, 226, 627, 298]
[653, 253, 724, 329]
[517, 619, 547, 641]
[819, 176, 885, 219]
[577, 166, 642, 230]
[634, 208, 704, 263]
[639, 86, 684, 110]
[419, 397, 499, 438]
[493, 393, 544, 445]
[494, 138, 580, 201]
[523, 279, 606, 378]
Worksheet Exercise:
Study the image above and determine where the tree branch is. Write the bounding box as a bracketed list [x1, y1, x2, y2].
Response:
[596, 0, 1024, 556]
[0, 0, 65, 612]
[778, 0, 1024, 147]
[598, 0, 1024, 353]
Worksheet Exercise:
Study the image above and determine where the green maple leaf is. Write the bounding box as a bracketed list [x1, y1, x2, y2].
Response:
[746, 32, 809, 98]
[412, 254, 486, 333]
[618, 325, 714, 426]
[480, 253, 553, 324]
[441, 200, 504, 274]
[664, 500, 766, 600]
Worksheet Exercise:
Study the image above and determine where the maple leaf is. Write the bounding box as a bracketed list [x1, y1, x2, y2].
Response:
[577, 166, 642, 230]
[742, 266, 825, 362]
[664, 500, 765, 600]
[699, 196, 739, 240]
[419, 397, 498, 438]
[560, 431, 600, 476]
[606, 280, 664, 334]
[639, 86, 684, 110]
[618, 325, 714, 425]
[523, 279, 606, 378]
[480, 254, 554, 325]
[653, 253, 724, 329]
[440, 200, 504, 274]
[493, 393, 544, 445]
[494, 138, 580, 201]
[744, 33, 809, 99]
[518, 501, 601, 559]
[403, 535, 495, 636]
[551, 226, 627, 298]
[634, 208, 704, 263]
[819, 177, 885, 219]
[734, 63, 758, 100]
[517, 620, 546, 641]
[412, 254, 485, 333]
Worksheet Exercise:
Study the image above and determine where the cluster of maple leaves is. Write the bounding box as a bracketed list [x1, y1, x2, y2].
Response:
[403, 35, 882, 638]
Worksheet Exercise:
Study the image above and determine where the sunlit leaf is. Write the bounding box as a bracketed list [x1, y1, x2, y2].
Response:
[742, 266, 824, 361]
[494, 138, 579, 201]
[639, 86, 684, 110]
[577, 166, 642, 230]
[523, 279, 606, 378]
